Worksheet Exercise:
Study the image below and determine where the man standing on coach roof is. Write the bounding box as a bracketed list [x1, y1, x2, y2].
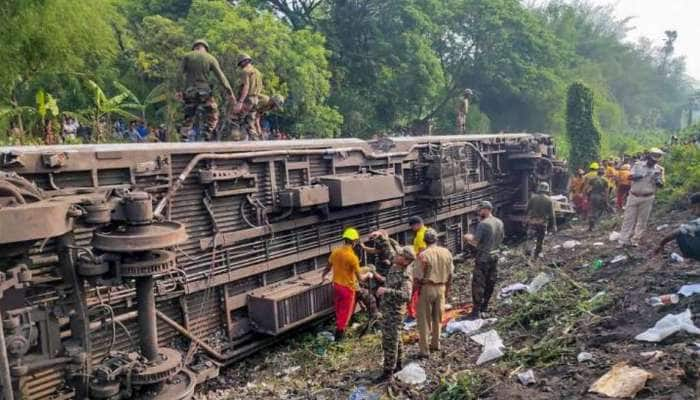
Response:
[618, 148, 665, 247]
[374, 246, 415, 383]
[464, 201, 504, 320]
[322, 228, 373, 341]
[176, 39, 234, 141]
[416, 228, 453, 358]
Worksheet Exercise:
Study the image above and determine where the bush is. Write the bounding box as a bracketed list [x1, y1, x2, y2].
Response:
[566, 82, 602, 171]
[657, 144, 700, 205]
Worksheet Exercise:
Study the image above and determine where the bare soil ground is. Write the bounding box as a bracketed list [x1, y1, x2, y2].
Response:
[196, 209, 700, 400]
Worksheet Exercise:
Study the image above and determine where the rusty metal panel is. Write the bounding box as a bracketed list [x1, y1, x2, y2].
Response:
[320, 174, 403, 207]
[247, 272, 333, 335]
[278, 185, 329, 208]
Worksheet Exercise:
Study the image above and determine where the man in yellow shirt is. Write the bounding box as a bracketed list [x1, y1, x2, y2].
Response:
[322, 228, 372, 341]
[407, 216, 427, 320]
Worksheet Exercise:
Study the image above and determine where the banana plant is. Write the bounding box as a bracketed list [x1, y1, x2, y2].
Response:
[81, 80, 138, 142]
[114, 81, 168, 128]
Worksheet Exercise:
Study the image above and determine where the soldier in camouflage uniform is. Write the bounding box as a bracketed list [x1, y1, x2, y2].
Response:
[231, 53, 264, 140]
[177, 39, 234, 141]
[361, 230, 400, 278]
[374, 246, 414, 383]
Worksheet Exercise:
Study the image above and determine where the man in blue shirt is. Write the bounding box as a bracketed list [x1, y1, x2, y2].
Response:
[655, 192, 700, 260]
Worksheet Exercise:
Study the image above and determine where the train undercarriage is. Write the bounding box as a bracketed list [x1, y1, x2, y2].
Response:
[0, 134, 566, 399]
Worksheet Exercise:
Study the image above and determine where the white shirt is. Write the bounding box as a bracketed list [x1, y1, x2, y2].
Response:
[630, 161, 664, 196]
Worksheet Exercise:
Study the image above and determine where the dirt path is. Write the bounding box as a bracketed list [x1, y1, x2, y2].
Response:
[196, 209, 700, 400]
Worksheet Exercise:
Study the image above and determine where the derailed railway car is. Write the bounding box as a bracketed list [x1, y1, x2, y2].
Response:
[0, 134, 562, 399]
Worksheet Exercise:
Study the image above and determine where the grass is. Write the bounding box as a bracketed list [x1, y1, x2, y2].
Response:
[430, 371, 487, 400]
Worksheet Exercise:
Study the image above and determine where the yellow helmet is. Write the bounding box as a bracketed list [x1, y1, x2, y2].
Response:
[342, 228, 360, 241]
[589, 162, 600, 170]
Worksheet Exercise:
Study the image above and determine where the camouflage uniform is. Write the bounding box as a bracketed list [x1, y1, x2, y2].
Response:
[178, 44, 233, 141]
[235, 62, 263, 140]
[527, 192, 556, 257]
[586, 174, 610, 230]
[372, 235, 400, 277]
[380, 263, 413, 374]
[472, 215, 504, 313]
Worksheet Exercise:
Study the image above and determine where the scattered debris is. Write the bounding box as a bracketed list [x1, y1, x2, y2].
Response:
[610, 255, 628, 264]
[471, 330, 505, 365]
[446, 318, 496, 336]
[609, 231, 621, 241]
[577, 352, 593, 362]
[403, 320, 417, 331]
[516, 369, 536, 386]
[588, 362, 653, 399]
[635, 309, 700, 342]
[592, 259, 604, 270]
[526, 272, 552, 294]
[348, 386, 379, 400]
[593, 242, 604, 246]
[562, 240, 581, 249]
[552, 245, 561, 250]
[640, 350, 665, 362]
[498, 283, 528, 299]
[645, 294, 679, 307]
[394, 363, 427, 385]
[656, 224, 670, 231]
[283, 366, 301, 375]
[670, 252, 685, 263]
[317, 331, 335, 342]
[678, 283, 700, 297]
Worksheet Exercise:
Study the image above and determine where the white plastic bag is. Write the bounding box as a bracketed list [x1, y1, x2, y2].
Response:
[634, 309, 700, 342]
[498, 283, 528, 299]
[394, 363, 427, 385]
[516, 369, 536, 385]
[562, 240, 580, 249]
[608, 231, 620, 241]
[445, 318, 496, 335]
[527, 273, 552, 294]
[470, 330, 505, 365]
[678, 283, 700, 297]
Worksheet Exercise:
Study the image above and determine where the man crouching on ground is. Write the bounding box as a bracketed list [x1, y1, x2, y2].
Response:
[374, 246, 415, 383]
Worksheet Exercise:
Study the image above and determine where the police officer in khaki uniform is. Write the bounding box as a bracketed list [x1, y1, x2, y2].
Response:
[416, 228, 454, 358]
[177, 39, 234, 141]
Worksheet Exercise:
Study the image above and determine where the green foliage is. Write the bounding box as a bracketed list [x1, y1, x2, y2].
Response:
[566, 82, 601, 171]
[658, 144, 700, 205]
[431, 371, 487, 400]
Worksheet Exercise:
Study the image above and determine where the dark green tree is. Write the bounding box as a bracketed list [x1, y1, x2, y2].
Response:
[566, 82, 601, 171]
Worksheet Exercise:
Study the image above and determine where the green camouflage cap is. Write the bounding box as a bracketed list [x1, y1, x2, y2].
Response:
[237, 53, 252, 65]
[396, 246, 416, 262]
[271, 94, 285, 110]
[192, 39, 209, 51]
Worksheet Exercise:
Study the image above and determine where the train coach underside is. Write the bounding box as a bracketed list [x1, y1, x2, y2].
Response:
[0, 134, 561, 399]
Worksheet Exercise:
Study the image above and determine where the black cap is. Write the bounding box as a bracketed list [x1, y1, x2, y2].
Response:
[408, 216, 423, 226]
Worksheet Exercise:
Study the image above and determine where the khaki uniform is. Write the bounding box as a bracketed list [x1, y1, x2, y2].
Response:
[178, 51, 232, 141]
[527, 193, 556, 257]
[380, 264, 413, 373]
[472, 216, 504, 313]
[619, 162, 664, 244]
[416, 246, 453, 355]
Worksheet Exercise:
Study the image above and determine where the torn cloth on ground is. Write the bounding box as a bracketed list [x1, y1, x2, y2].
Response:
[589, 362, 653, 398]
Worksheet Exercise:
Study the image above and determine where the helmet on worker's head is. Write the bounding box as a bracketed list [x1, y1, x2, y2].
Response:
[192, 39, 209, 51]
[271, 94, 285, 110]
[589, 162, 600, 170]
[463, 88, 474, 97]
[648, 147, 665, 159]
[537, 182, 550, 193]
[478, 200, 493, 210]
[424, 228, 439, 245]
[342, 227, 360, 242]
[621, 163, 631, 170]
[237, 53, 252, 66]
[408, 216, 423, 227]
[576, 168, 585, 175]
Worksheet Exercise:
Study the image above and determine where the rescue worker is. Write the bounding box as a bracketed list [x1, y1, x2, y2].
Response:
[176, 39, 234, 141]
[253, 94, 285, 140]
[416, 229, 453, 358]
[570, 168, 588, 218]
[374, 246, 415, 382]
[406, 216, 427, 320]
[615, 163, 632, 209]
[585, 167, 610, 231]
[322, 228, 373, 341]
[361, 230, 400, 278]
[618, 148, 665, 247]
[527, 182, 557, 258]
[456, 89, 473, 134]
[654, 192, 700, 261]
[464, 201, 504, 320]
[232, 54, 263, 139]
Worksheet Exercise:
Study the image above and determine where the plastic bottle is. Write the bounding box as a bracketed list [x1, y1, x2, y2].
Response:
[592, 259, 604, 270]
[645, 294, 679, 307]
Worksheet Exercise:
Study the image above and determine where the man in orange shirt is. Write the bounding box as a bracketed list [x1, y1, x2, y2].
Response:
[569, 168, 587, 218]
[322, 228, 372, 341]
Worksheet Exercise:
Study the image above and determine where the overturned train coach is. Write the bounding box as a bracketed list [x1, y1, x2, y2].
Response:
[0, 134, 567, 399]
